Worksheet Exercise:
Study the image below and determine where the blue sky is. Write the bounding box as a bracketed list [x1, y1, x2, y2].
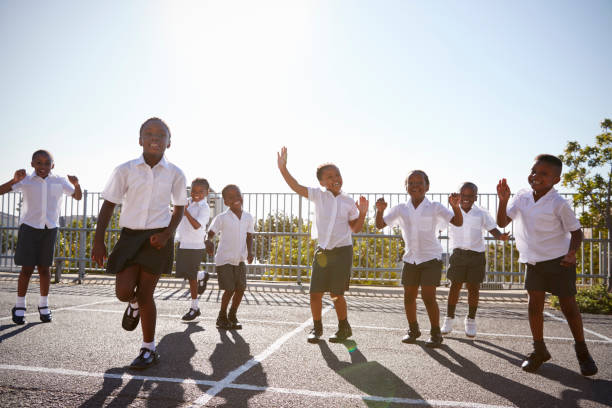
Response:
[1, 1, 610, 195]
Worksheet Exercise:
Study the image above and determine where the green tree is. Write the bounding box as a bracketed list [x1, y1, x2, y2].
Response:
[560, 119, 612, 290]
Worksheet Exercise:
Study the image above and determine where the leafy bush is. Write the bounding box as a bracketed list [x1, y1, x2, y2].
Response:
[550, 285, 612, 314]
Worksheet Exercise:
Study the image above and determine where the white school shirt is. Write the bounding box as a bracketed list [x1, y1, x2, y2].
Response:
[507, 188, 580, 264]
[102, 155, 187, 229]
[11, 172, 75, 229]
[307, 187, 359, 250]
[176, 199, 210, 249]
[383, 198, 454, 265]
[208, 209, 255, 266]
[448, 205, 497, 252]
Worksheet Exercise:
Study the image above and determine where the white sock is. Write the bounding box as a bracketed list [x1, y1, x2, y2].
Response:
[39, 296, 50, 314]
[141, 341, 155, 357]
[129, 301, 139, 318]
[197, 270, 205, 280]
[191, 298, 199, 310]
[15, 296, 26, 317]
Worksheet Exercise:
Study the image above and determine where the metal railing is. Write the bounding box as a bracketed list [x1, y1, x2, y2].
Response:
[1, 191, 609, 288]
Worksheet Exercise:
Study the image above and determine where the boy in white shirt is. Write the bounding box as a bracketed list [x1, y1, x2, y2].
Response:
[92, 118, 187, 369]
[277, 147, 368, 343]
[205, 184, 254, 330]
[497, 154, 597, 376]
[375, 170, 462, 348]
[175, 178, 211, 321]
[0, 150, 82, 324]
[442, 182, 509, 338]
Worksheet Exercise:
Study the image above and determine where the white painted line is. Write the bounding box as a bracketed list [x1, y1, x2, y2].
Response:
[190, 305, 335, 407]
[0, 299, 118, 321]
[0, 363, 515, 408]
[543, 311, 612, 343]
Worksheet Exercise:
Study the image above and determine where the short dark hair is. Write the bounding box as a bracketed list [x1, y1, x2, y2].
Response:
[460, 182, 478, 194]
[316, 163, 339, 181]
[139, 117, 171, 138]
[191, 178, 209, 190]
[405, 170, 429, 188]
[535, 154, 562, 175]
[221, 184, 240, 199]
[32, 149, 53, 162]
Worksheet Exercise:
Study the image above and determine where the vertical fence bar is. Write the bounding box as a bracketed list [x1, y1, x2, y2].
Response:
[78, 190, 88, 283]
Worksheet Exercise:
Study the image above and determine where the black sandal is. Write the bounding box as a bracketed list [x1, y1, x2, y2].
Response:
[38, 306, 52, 323]
[122, 304, 140, 331]
[11, 307, 26, 325]
[197, 272, 210, 295]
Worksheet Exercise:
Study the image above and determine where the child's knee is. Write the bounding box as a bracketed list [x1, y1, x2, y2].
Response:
[527, 299, 544, 315]
[37, 266, 51, 278]
[116, 287, 134, 302]
[20, 267, 34, 277]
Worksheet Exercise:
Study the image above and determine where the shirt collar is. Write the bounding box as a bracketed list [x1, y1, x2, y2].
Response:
[136, 154, 168, 169]
[409, 196, 430, 210]
[29, 171, 51, 181]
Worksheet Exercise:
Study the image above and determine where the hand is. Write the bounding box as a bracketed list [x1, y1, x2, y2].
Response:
[247, 252, 254, 264]
[205, 239, 215, 256]
[356, 196, 369, 215]
[150, 231, 170, 250]
[560, 251, 576, 267]
[67, 175, 79, 186]
[13, 169, 26, 183]
[497, 179, 511, 201]
[91, 239, 107, 267]
[498, 232, 510, 242]
[375, 197, 387, 212]
[448, 193, 460, 208]
[277, 146, 288, 170]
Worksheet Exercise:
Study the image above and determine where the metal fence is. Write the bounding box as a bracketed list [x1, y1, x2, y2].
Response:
[1, 191, 609, 288]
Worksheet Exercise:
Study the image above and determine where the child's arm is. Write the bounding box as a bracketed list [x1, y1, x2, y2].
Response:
[277, 147, 308, 198]
[561, 229, 583, 267]
[67, 175, 82, 200]
[246, 232, 254, 264]
[349, 196, 369, 233]
[0, 169, 26, 195]
[91, 200, 116, 266]
[374, 198, 388, 229]
[488, 228, 510, 241]
[150, 205, 185, 250]
[496, 179, 513, 228]
[205, 230, 216, 257]
[448, 193, 463, 226]
[184, 202, 202, 230]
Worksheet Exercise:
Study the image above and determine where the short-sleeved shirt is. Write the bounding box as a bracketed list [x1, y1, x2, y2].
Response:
[208, 209, 255, 266]
[384, 198, 454, 264]
[176, 199, 210, 249]
[507, 188, 580, 264]
[12, 172, 75, 229]
[307, 187, 359, 250]
[449, 205, 497, 252]
[102, 155, 187, 230]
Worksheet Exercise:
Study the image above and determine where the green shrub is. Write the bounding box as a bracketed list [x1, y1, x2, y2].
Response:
[550, 285, 612, 314]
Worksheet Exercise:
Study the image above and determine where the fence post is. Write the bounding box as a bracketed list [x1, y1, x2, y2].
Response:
[78, 190, 88, 283]
[54, 259, 62, 283]
[297, 196, 303, 285]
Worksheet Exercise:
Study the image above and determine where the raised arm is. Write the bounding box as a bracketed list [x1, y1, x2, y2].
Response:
[277, 147, 308, 198]
[496, 179, 512, 228]
[91, 200, 117, 266]
[448, 193, 463, 226]
[0, 169, 26, 195]
[67, 175, 82, 200]
[375, 198, 388, 229]
[349, 196, 369, 233]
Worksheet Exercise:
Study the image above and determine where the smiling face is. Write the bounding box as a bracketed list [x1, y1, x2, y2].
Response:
[190, 184, 209, 203]
[223, 186, 243, 212]
[528, 160, 560, 196]
[405, 172, 429, 203]
[318, 165, 342, 196]
[459, 186, 477, 212]
[139, 119, 171, 158]
[31, 152, 54, 179]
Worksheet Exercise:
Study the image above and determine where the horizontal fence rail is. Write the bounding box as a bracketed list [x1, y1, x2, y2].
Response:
[0, 191, 609, 288]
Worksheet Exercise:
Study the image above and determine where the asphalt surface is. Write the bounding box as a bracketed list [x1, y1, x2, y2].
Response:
[0, 277, 610, 408]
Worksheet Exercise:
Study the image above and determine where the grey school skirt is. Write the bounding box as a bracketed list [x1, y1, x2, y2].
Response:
[107, 228, 174, 275]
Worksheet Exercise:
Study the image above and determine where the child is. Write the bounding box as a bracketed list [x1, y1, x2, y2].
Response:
[375, 170, 462, 347]
[0, 150, 81, 324]
[441, 182, 509, 338]
[205, 184, 254, 330]
[91, 117, 187, 369]
[277, 147, 368, 343]
[175, 178, 211, 321]
[497, 154, 598, 376]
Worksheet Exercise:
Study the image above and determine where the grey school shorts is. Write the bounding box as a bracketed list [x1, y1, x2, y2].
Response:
[175, 247, 205, 280]
[447, 248, 487, 284]
[401, 259, 442, 287]
[216, 263, 247, 291]
[310, 245, 353, 295]
[525, 256, 577, 297]
[14, 224, 58, 267]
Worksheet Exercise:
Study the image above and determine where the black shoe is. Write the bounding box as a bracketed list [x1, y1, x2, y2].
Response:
[402, 327, 421, 344]
[129, 348, 159, 370]
[11, 307, 26, 325]
[197, 272, 210, 295]
[521, 349, 551, 373]
[216, 314, 231, 330]
[575, 344, 598, 376]
[181, 308, 201, 321]
[425, 331, 443, 348]
[228, 310, 242, 330]
[307, 327, 323, 343]
[38, 306, 52, 323]
[329, 324, 352, 343]
[122, 304, 140, 331]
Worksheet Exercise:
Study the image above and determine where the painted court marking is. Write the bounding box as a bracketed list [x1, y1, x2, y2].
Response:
[0, 298, 118, 322]
[543, 311, 612, 343]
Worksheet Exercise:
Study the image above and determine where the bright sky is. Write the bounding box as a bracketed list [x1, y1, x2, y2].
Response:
[1, 1, 611, 195]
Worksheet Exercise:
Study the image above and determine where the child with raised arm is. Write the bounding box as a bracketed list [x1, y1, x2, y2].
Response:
[375, 170, 462, 348]
[277, 147, 368, 343]
[205, 184, 254, 330]
[175, 178, 211, 321]
[497, 154, 597, 376]
[441, 182, 509, 338]
[92, 117, 187, 369]
[0, 150, 81, 324]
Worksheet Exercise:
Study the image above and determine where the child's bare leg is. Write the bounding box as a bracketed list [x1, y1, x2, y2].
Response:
[447, 282, 462, 307]
[421, 285, 440, 327]
[527, 290, 546, 341]
[221, 290, 234, 314]
[466, 283, 479, 307]
[558, 296, 585, 342]
[331, 293, 347, 320]
[403, 285, 419, 323]
[310, 292, 324, 320]
[115, 265, 141, 302]
[37, 266, 51, 297]
[17, 266, 34, 297]
[135, 268, 160, 343]
[188, 279, 198, 299]
[231, 289, 245, 310]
